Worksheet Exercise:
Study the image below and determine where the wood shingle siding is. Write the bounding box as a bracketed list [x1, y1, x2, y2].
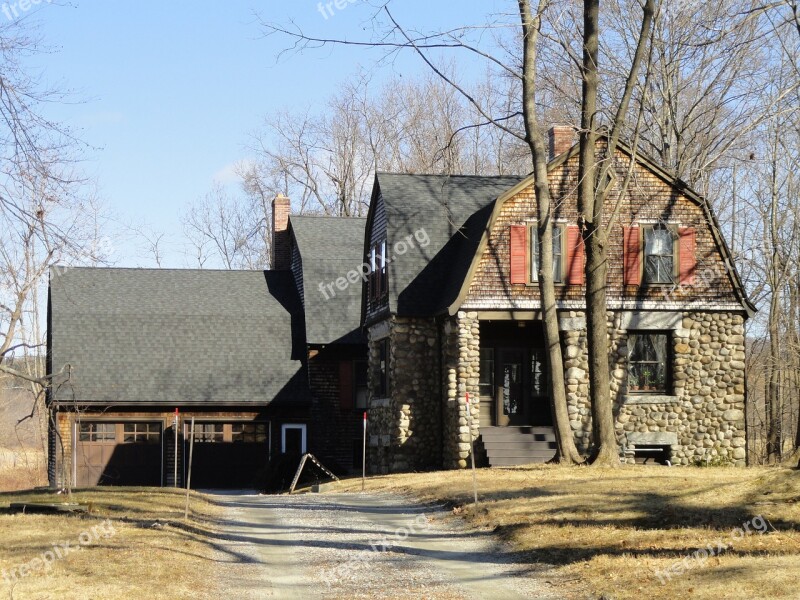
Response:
[462, 146, 749, 312]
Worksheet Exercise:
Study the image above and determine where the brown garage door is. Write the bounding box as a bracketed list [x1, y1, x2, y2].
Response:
[75, 422, 162, 487]
[184, 422, 269, 489]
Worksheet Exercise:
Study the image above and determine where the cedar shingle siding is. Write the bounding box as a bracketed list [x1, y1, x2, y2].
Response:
[464, 148, 745, 311]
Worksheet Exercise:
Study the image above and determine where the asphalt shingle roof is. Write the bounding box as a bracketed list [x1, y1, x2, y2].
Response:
[290, 215, 367, 345]
[49, 267, 309, 406]
[375, 173, 525, 316]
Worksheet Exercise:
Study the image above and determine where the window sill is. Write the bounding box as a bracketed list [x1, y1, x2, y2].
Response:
[525, 282, 566, 287]
[623, 394, 678, 405]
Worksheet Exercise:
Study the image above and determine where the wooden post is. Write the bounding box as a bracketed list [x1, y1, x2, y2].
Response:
[466, 393, 478, 506]
[184, 417, 195, 520]
[362, 411, 367, 492]
[173, 408, 179, 487]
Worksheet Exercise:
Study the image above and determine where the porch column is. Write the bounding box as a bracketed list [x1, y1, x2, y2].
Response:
[442, 311, 480, 469]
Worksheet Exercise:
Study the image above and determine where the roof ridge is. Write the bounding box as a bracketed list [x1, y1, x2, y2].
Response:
[290, 214, 367, 220]
[377, 171, 526, 179]
[50, 266, 270, 274]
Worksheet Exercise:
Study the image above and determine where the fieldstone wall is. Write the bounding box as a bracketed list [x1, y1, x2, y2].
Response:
[367, 317, 441, 473]
[441, 311, 481, 469]
[372, 309, 747, 472]
[561, 312, 592, 453]
[560, 310, 747, 465]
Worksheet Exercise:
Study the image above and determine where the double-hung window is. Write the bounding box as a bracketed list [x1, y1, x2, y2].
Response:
[530, 224, 564, 283]
[369, 241, 388, 300]
[643, 226, 676, 285]
[628, 332, 670, 393]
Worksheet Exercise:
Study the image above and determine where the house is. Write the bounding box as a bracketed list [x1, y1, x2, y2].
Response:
[47, 200, 367, 488]
[47, 126, 754, 488]
[362, 127, 754, 471]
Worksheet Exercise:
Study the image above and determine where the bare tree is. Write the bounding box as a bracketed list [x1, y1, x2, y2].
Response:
[259, 3, 585, 463]
[181, 182, 270, 270]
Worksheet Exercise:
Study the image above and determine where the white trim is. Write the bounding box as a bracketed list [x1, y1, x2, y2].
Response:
[281, 423, 307, 454]
[461, 299, 746, 312]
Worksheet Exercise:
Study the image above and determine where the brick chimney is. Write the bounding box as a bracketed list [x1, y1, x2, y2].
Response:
[548, 125, 575, 161]
[271, 194, 291, 270]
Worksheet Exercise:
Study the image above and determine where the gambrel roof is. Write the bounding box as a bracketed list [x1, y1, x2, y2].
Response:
[363, 141, 755, 323]
[447, 139, 755, 317]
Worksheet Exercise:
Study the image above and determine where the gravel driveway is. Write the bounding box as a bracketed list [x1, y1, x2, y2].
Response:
[210, 491, 559, 599]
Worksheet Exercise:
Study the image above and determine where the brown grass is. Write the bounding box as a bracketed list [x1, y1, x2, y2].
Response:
[0, 450, 47, 492]
[0, 487, 239, 599]
[334, 466, 800, 600]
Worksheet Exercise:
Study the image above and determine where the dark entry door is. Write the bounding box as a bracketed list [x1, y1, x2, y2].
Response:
[493, 348, 553, 427]
[496, 349, 528, 426]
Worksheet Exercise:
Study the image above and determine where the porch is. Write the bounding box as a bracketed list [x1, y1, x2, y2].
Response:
[474, 320, 556, 465]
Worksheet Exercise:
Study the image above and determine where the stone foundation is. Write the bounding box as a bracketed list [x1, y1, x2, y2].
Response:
[560, 310, 748, 465]
[369, 308, 748, 472]
[367, 317, 441, 473]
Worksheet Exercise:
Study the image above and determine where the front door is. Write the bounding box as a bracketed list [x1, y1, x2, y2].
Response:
[496, 349, 527, 426]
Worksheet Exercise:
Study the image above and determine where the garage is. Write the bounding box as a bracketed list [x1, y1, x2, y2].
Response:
[74, 421, 162, 487]
[184, 422, 270, 489]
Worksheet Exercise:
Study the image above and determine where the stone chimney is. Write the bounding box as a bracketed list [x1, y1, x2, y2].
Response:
[271, 194, 291, 270]
[548, 125, 575, 161]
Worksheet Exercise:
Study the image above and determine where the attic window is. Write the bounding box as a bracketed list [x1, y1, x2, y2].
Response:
[530, 224, 563, 283]
[643, 226, 676, 285]
[379, 240, 388, 296]
[623, 225, 696, 287]
[369, 241, 387, 301]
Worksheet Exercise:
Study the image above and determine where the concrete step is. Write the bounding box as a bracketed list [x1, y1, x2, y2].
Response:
[481, 426, 555, 434]
[478, 426, 558, 467]
[488, 456, 554, 466]
[481, 441, 558, 451]
[483, 448, 557, 459]
[481, 434, 555, 444]
[480, 427, 555, 439]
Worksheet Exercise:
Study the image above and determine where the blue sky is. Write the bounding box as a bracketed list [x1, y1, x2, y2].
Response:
[18, 1, 505, 267]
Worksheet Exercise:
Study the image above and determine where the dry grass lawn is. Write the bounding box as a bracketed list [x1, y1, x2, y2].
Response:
[335, 466, 800, 600]
[1, 467, 797, 599]
[0, 487, 238, 600]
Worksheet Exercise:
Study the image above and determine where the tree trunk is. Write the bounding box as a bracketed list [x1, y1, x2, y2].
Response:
[766, 137, 783, 464]
[766, 288, 782, 464]
[519, 0, 583, 464]
[577, 0, 619, 466]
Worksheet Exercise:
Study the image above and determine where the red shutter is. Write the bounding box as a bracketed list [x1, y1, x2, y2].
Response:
[509, 225, 528, 284]
[678, 227, 696, 286]
[623, 226, 641, 286]
[566, 226, 585, 285]
[339, 361, 354, 410]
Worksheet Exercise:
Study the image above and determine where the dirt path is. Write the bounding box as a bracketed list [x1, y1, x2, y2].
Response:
[210, 491, 559, 599]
